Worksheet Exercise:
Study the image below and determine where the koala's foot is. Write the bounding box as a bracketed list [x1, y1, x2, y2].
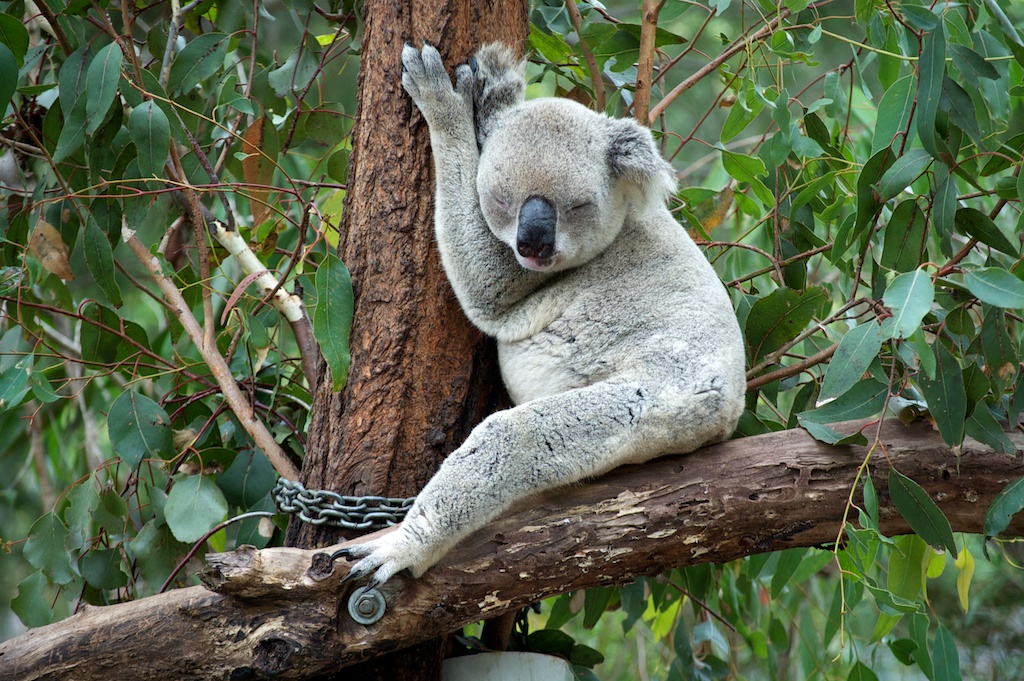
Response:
[471, 43, 526, 146]
[401, 43, 474, 139]
[332, 525, 438, 588]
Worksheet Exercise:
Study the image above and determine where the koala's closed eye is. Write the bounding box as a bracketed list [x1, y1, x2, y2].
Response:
[483, 191, 513, 215]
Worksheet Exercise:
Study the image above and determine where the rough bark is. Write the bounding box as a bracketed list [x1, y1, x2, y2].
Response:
[3, 420, 1022, 680]
[286, 1, 528, 677]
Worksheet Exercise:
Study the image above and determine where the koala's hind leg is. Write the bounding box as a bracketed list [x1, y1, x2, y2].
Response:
[335, 376, 728, 587]
[471, 43, 526, 147]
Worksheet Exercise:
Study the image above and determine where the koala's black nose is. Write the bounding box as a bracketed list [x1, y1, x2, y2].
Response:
[517, 196, 556, 260]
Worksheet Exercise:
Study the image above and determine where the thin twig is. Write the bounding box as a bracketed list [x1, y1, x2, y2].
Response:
[565, 0, 605, 111]
[122, 222, 300, 481]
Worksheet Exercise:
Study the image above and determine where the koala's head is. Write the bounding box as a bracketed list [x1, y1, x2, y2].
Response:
[477, 98, 677, 273]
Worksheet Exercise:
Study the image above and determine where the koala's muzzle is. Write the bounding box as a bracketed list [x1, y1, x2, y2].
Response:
[517, 196, 557, 262]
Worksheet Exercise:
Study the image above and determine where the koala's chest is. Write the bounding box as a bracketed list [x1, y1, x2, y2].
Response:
[497, 316, 621, 404]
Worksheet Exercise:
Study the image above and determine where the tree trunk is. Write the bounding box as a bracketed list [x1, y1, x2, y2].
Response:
[3, 420, 1021, 679]
[285, 0, 527, 677]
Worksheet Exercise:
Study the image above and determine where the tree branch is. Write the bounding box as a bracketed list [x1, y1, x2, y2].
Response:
[3, 420, 1021, 678]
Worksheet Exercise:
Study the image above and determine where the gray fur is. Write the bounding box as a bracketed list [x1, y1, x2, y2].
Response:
[339, 43, 746, 586]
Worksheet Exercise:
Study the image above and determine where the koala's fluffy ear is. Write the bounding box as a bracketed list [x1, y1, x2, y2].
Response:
[472, 43, 527, 147]
[605, 117, 678, 207]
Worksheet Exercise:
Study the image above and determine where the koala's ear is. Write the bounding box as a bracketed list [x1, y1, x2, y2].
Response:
[605, 117, 678, 204]
[473, 43, 527, 147]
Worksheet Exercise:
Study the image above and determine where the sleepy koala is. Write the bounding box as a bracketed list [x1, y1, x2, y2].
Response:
[333, 43, 746, 588]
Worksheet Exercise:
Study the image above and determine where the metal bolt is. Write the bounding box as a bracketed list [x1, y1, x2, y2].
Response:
[347, 586, 386, 625]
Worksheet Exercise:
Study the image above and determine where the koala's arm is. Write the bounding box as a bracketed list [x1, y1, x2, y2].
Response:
[402, 44, 541, 334]
[335, 372, 731, 586]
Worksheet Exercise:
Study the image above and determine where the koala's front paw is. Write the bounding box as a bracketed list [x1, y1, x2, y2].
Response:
[332, 526, 434, 588]
[401, 43, 473, 136]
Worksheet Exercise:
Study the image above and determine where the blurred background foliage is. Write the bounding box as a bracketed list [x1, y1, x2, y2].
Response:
[1, 0, 1024, 679]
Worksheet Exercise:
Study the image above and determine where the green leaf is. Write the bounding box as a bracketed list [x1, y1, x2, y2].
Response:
[745, 287, 826, 364]
[881, 199, 927, 273]
[798, 419, 869, 446]
[526, 629, 576, 658]
[963, 268, 1024, 308]
[983, 476, 1024, 537]
[0, 13, 30, 66]
[770, 547, 807, 598]
[888, 468, 957, 555]
[24, 512, 76, 585]
[872, 75, 916, 156]
[107, 389, 174, 468]
[85, 42, 123, 134]
[847, 662, 880, 681]
[799, 379, 889, 424]
[53, 96, 88, 163]
[127, 520, 189, 591]
[917, 342, 966, 447]
[877, 148, 932, 202]
[167, 33, 229, 95]
[165, 475, 229, 543]
[820, 323, 886, 401]
[721, 150, 774, 208]
[917, 23, 949, 163]
[941, 76, 984, 150]
[268, 44, 321, 98]
[948, 43, 1000, 82]
[313, 255, 354, 391]
[83, 217, 123, 307]
[12, 572, 54, 628]
[932, 624, 962, 681]
[569, 643, 605, 668]
[0, 43, 16, 112]
[846, 149, 895, 260]
[129, 101, 171, 178]
[966, 406, 1015, 455]
[216, 449, 277, 509]
[954, 208, 1018, 257]
[583, 585, 615, 629]
[882, 268, 934, 340]
[80, 548, 129, 591]
[0, 353, 32, 411]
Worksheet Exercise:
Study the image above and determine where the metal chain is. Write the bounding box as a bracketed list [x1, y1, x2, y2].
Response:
[272, 478, 416, 531]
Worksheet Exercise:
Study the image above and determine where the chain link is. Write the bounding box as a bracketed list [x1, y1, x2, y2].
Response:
[272, 478, 416, 531]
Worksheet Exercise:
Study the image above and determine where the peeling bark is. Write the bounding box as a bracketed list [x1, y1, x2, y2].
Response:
[3, 420, 1021, 679]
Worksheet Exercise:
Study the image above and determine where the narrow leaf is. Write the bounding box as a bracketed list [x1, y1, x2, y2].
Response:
[953, 546, 974, 612]
[983, 476, 1024, 537]
[129, 101, 170, 178]
[888, 468, 957, 555]
[312, 255, 354, 391]
[872, 76, 915, 156]
[963, 268, 1024, 309]
[0, 43, 16, 112]
[83, 218, 122, 307]
[167, 33, 229, 95]
[877, 148, 932, 202]
[883, 268, 934, 340]
[881, 199, 927, 273]
[800, 380, 889, 424]
[85, 42, 123, 134]
[954, 208, 1018, 256]
[948, 43, 1000, 82]
[917, 24, 948, 162]
[820, 323, 886, 401]
[932, 624, 962, 681]
[917, 341, 966, 448]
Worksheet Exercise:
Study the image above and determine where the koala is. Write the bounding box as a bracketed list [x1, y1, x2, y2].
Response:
[333, 43, 746, 588]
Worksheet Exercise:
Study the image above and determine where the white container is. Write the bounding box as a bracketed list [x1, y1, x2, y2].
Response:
[441, 652, 574, 681]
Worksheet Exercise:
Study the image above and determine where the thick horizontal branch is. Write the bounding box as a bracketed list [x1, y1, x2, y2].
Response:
[3, 420, 1022, 679]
